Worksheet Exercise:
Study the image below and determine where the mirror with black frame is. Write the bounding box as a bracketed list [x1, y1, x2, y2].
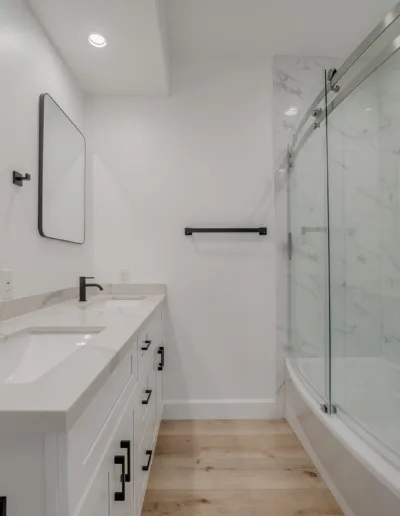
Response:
[38, 93, 86, 244]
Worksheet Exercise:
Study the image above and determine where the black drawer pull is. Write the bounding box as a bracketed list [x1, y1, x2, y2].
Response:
[120, 440, 131, 482]
[158, 346, 165, 371]
[141, 339, 152, 351]
[0, 497, 6, 516]
[142, 389, 152, 405]
[142, 449, 153, 471]
[114, 455, 126, 501]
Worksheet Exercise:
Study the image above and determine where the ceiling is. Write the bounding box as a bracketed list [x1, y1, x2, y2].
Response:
[27, 0, 170, 95]
[167, 0, 397, 60]
[28, 0, 397, 95]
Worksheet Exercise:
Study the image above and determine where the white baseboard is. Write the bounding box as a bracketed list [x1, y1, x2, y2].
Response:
[163, 398, 281, 419]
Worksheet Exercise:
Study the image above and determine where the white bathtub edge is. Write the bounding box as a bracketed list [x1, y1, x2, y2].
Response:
[285, 358, 400, 516]
[286, 399, 355, 516]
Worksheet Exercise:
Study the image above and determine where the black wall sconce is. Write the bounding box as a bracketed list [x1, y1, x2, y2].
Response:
[13, 171, 31, 187]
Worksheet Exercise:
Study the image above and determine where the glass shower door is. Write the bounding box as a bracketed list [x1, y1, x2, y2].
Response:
[327, 35, 400, 466]
[288, 87, 331, 406]
[286, 4, 400, 468]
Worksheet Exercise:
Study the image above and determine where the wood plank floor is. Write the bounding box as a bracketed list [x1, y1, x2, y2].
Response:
[142, 420, 343, 516]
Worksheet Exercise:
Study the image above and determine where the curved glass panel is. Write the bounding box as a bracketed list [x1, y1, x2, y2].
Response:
[328, 44, 400, 466]
[288, 76, 330, 405]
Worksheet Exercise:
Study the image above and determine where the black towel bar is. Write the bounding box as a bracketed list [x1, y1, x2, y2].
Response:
[185, 227, 267, 236]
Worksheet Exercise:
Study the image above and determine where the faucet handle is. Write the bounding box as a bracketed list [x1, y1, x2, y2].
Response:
[79, 276, 94, 283]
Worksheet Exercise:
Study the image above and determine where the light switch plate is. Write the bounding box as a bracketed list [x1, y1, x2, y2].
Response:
[0, 269, 13, 300]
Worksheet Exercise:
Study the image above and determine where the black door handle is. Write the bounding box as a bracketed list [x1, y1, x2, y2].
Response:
[120, 440, 131, 482]
[158, 346, 165, 371]
[142, 450, 153, 471]
[142, 389, 152, 405]
[114, 455, 126, 501]
[141, 339, 152, 351]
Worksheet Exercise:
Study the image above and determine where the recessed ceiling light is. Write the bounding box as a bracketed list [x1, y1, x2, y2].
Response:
[88, 33, 107, 48]
[285, 106, 299, 116]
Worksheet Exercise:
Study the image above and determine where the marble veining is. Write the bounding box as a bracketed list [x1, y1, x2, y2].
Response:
[0, 286, 79, 322]
[0, 283, 167, 322]
[274, 56, 340, 193]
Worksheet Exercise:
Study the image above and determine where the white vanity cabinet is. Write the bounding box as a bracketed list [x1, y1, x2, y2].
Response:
[0, 303, 165, 516]
[70, 307, 164, 516]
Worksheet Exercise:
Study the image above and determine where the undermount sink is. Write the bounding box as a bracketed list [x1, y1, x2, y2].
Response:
[0, 327, 104, 384]
[84, 296, 145, 313]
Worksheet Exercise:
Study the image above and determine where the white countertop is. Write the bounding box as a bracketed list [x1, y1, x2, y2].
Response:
[0, 294, 165, 433]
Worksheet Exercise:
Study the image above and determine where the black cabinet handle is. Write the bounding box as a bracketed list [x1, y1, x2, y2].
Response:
[120, 440, 131, 482]
[114, 455, 126, 501]
[0, 497, 6, 516]
[142, 389, 152, 405]
[158, 346, 165, 371]
[141, 339, 152, 351]
[142, 450, 153, 471]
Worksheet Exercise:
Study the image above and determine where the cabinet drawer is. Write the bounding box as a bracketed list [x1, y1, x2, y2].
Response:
[137, 412, 157, 514]
[66, 344, 137, 513]
[136, 363, 156, 445]
[138, 307, 163, 359]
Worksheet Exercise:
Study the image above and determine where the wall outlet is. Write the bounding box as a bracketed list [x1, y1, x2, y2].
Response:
[1, 270, 13, 300]
[119, 269, 130, 284]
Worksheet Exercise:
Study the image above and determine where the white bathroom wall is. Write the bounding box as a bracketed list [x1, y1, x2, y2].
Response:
[88, 58, 277, 418]
[0, 0, 91, 299]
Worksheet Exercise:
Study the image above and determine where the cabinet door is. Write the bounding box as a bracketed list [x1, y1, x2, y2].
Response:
[73, 458, 110, 516]
[109, 394, 135, 516]
[74, 392, 137, 516]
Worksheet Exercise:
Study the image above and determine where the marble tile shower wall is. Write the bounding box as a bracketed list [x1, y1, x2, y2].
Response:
[274, 56, 338, 398]
[274, 57, 339, 191]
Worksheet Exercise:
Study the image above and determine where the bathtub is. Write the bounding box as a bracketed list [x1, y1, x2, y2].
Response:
[286, 358, 400, 516]
[296, 356, 400, 467]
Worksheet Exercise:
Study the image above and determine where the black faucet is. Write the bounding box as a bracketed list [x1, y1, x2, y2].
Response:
[79, 276, 104, 302]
